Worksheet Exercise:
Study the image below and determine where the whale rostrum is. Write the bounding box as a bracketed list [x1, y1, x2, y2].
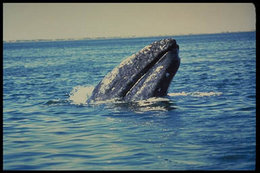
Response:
[89, 38, 180, 102]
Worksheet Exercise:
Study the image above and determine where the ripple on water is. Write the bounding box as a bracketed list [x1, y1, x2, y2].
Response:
[4, 32, 256, 170]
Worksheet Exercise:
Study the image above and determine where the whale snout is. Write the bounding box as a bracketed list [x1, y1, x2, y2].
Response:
[89, 38, 180, 102]
[124, 45, 180, 101]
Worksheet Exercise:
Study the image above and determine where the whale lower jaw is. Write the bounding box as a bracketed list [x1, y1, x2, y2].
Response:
[89, 38, 180, 102]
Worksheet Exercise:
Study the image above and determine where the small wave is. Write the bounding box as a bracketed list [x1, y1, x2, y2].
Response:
[127, 97, 176, 113]
[68, 85, 94, 105]
[88, 96, 176, 113]
[91, 98, 123, 105]
[168, 91, 222, 97]
[67, 86, 222, 111]
[45, 99, 69, 105]
[135, 97, 170, 106]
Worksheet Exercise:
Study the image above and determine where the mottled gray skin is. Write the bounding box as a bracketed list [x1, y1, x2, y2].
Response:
[89, 38, 180, 102]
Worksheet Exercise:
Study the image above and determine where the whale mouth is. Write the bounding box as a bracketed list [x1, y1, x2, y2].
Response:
[123, 44, 180, 101]
[122, 45, 179, 98]
[89, 38, 180, 102]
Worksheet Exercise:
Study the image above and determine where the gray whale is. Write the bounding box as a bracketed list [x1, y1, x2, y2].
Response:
[89, 38, 180, 102]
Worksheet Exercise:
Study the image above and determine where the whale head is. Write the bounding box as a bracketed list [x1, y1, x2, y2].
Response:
[89, 38, 180, 102]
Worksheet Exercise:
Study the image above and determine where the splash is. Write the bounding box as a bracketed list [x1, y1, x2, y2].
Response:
[168, 91, 222, 97]
[133, 97, 174, 112]
[68, 85, 94, 105]
[68, 85, 222, 107]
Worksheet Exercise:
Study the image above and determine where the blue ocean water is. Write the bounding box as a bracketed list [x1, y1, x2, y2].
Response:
[3, 32, 256, 170]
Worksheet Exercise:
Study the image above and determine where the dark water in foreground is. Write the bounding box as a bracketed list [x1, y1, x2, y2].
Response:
[3, 32, 256, 170]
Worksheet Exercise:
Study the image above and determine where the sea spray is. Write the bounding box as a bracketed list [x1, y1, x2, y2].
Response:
[69, 85, 94, 105]
[168, 91, 222, 97]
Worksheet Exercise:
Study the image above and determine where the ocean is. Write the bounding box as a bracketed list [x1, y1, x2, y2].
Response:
[3, 32, 256, 170]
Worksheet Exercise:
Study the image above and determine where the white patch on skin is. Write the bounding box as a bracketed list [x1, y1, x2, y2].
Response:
[166, 72, 170, 78]
[135, 65, 164, 96]
[159, 45, 165, 50]
[140, 45, 152, 54]
[118, 56, 134, 68]
[155, 65, 164, 73]
[99, 77, 111, 94]
[118, 43, 154, 70]
[99, 67, 120, 94]
[144, 65, 164, 83]
[160, 40, 165, 44]
[158, 88, 161, 92]
[143, 45, 152, 50]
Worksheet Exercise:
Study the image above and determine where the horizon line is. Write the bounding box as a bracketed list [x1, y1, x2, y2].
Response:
[3, 30, 255, 43]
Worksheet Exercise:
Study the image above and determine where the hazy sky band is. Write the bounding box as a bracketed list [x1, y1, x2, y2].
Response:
[3, 3, 256, 41]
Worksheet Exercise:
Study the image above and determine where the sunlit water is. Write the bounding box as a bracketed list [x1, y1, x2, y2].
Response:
[3, 32, 256, 170]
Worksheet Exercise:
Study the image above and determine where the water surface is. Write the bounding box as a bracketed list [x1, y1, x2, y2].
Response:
[3, 32, 256, 170]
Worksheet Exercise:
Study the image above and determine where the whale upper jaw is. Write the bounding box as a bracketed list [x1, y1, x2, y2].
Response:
[89, 38, 180, 102]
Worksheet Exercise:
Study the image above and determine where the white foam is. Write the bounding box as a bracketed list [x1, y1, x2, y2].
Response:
[132, 97, 171, 113]
[137, 97, 170, 105]
[168, 92, 188, 96]
[92, 98, 123, 105]
[68, 85, 94, 105]
[168, 91, 222, 97]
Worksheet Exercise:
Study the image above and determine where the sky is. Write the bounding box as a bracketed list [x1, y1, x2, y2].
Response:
[3, 3, 256, 41]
